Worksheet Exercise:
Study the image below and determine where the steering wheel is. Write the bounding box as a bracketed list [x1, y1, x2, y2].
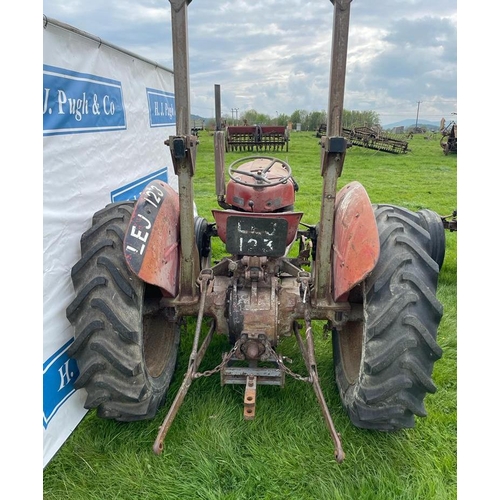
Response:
[228, 156, 292, 187]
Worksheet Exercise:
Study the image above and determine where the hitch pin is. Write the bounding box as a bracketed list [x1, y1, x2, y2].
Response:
[297, 272, 310, 304]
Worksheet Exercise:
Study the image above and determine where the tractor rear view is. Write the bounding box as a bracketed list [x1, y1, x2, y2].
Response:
[65, 0, 446, 463]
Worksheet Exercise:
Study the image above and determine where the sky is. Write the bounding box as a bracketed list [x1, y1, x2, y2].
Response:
[42, 0, 457, 126]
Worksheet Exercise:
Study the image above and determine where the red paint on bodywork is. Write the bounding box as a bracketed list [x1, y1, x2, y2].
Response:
[226, 158, 295, 212]
[124, 181, 180, 297]
[333, 181, 379, 301]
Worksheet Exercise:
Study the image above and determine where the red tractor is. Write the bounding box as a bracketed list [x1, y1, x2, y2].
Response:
[66, 0, 445, 463]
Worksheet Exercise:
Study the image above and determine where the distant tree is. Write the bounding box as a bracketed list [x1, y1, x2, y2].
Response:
[299, 110, 309, 129]
[276, 113, 290, 126]
[343, 110, 380, 129]
[290, 109, 302, 127]
[308, 111, 327, 132]
[203, 108, 380, 130]
[290, 109, 309, 129]
[205, 117, 216, 130]
[240, 109, 271, 125]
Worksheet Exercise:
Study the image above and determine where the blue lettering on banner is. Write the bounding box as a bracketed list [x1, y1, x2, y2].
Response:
[43, 64, 126, 136]
[147, 88, 176, 127]
[110, 167, 169, 202]
[43, 339, 80, 428]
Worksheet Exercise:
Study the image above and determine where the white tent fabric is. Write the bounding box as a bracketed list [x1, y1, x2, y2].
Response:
[43, 16, 177, 467]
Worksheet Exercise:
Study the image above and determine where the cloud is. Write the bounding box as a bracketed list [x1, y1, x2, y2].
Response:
[43, 0, 457, 125]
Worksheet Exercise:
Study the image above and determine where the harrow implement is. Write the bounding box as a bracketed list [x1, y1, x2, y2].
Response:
[225, 125, 290, 152]
[342, 126, 410, 154]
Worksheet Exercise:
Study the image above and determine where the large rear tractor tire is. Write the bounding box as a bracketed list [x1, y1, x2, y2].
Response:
[417, 208, 446, 270]
[333, 204, 444, 430]
[66, 202, 180, 421]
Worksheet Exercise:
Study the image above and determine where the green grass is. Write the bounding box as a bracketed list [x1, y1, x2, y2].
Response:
[43, 131, 457, 499]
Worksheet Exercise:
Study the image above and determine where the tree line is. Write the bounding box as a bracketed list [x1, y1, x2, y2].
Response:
[203, 109, 380, 131]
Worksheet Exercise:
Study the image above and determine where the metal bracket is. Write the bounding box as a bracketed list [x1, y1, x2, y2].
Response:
[165, 134, 198, 175]
[243, 376, 257, 420]
[323, 136, 347, 153]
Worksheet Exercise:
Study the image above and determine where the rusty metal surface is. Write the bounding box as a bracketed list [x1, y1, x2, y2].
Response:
[169, 0, 191, 136]
[244, 376, 257, 420]
[326, 0, 352, 137]
[227, 271, 280, 344]
[313, 0, 352, 306]
[294, 321, 345, 463]
[153, 272, 213, 455]
[153, 320, 215, 454]
[222, 366, 284, 386]
[124, 180, 180, 297]
[333, 181, 380, 301]
[167, 0, 200, 301]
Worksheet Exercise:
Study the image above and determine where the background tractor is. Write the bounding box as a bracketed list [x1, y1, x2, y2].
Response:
[66, 0, 446, 463]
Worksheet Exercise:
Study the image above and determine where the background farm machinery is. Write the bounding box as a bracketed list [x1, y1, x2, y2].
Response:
[225, 125, 290, 152]
[440, 121, 457, 155]
[317, 124, 410, 154]
[343, 126, 410, 154]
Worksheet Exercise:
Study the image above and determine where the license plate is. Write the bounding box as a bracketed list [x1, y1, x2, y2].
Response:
[226, 216, 288, 257]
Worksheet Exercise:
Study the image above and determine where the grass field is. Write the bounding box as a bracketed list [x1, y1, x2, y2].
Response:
[43, 130, 457, 499]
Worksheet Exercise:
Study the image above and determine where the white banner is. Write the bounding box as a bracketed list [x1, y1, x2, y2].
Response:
[43, 16, 177, 467]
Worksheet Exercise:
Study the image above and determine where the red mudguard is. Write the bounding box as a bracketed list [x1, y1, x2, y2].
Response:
[123, 180, 180, 297]
[333, 181, 380, 302]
